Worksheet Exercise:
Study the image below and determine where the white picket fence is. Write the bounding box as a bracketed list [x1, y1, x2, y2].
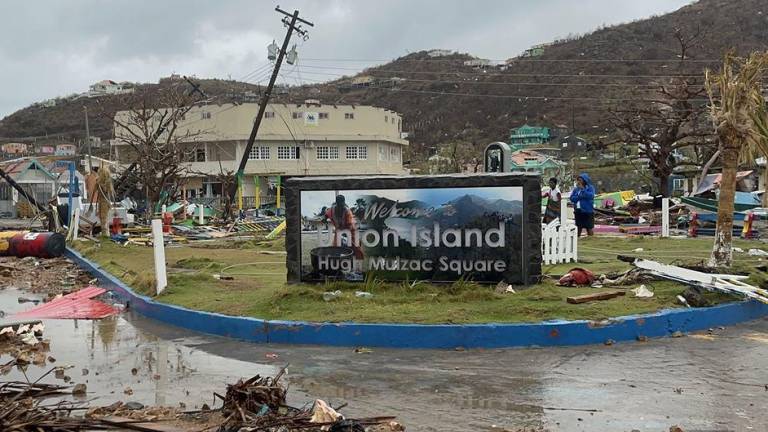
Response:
[541, 219, 578, 265]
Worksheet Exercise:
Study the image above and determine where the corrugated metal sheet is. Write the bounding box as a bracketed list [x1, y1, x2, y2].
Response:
[12, 286, 120, 320]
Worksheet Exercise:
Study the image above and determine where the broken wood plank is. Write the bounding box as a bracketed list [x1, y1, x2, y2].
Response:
[567, 290, 626, 304]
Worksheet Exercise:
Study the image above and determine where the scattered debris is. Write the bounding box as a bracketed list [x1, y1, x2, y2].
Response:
[355, 291, 373, 299]
[323, 290, 343, 301]
[558, 268, 596, 286]
[265, 353, 280, 359]
[354, 347, 373, 354]
[631, 285, 654, 298]
[623, 256, 768, 304]
[72, 383, 87, 395]
[310, 399, 342, 424]
[677, 295, 691, 307]
[0, 256, 92, 296]
[748, 248, 768, 257]
[567, 290, 625, 304]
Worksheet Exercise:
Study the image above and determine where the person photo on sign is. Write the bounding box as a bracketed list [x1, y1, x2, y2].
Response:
[324, 194, 364, 259]
[570, 173, 595, 237]
[542, 177, 561, 224]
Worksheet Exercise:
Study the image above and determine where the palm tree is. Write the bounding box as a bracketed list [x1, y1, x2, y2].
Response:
[705, 52, 768, 267]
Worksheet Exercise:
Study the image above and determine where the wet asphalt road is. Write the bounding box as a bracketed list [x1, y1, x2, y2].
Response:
[2, 288, 767, 431]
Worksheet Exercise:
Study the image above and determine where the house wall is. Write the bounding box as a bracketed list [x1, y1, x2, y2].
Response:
[113, 103, 409, 199]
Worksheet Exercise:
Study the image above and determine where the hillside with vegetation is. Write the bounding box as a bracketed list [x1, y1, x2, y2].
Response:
[1, 0, 766, 165]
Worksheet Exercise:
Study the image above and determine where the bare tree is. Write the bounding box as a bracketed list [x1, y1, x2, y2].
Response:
[108, 86, 206, 218]
[610, 27, 714, 196]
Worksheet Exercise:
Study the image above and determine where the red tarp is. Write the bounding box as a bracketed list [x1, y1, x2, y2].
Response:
[12, 286, 120, 320]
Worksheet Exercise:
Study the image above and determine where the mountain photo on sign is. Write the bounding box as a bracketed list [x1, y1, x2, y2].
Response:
[299, 186, 523, 282]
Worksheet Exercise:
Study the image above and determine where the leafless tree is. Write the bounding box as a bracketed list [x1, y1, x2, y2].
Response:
[610, 27, 714, 196]
[107, 86, 207, 218]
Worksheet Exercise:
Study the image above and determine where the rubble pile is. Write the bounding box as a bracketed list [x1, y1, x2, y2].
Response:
[0, 367, 404, 432]
[0, 323, 49, 368]
[0, 256, 91, 296]
[217, 368, 402, 431]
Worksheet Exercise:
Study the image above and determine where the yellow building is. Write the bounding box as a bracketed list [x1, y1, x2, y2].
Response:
[112, 102, 408, 204]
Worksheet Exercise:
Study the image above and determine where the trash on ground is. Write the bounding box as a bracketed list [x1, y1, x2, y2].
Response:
[323, 290, 343, 301]
[566, 290, 626, 304]
[748, 248, 768, 257]
[557, 268, 596, 286]
[310, 399, 342, 424]
[355, 291, 373, 299]
[631, 285, 654, 298]
[623, 256, 768, 304]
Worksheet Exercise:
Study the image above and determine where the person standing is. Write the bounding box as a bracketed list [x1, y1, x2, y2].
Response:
[570, 173, 595, 237]
[542, 177, 561, 224]
[324, 194, 364, 259]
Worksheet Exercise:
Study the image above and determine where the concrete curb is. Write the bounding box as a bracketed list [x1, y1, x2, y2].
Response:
[67, 247, 768, 349]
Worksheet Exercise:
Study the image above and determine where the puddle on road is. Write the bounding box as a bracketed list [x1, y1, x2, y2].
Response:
[0, 288, 278, 410]
[2, 287, 767, 431]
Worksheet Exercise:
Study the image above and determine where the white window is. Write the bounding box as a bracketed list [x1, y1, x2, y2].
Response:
[317, 146, 339, 160]
[292, 112, 303, 119]
[264, 111, 275, 118]
[319, 112, 329, 119]
[379, 144, 389, 161]
[277, 146, 299, 160]
[390, 146, 400, 162]
[345, 113, 354, 120]
[248, 146, 270, 160]
[346, 145, 367, 160]
[201, 111, 211, 120]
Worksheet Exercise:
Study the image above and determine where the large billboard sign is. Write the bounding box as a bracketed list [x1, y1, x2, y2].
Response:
[285, 174, 541, 284]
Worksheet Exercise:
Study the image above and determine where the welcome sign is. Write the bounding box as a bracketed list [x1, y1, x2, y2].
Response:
[285, 174, 541, 284]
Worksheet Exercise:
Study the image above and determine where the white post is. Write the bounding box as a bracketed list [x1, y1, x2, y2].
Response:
[198, 204, 204, 225]
[560, 198, 568, 226]
[662, 198, 670, 238]
[72, 206, 81, 240]
[151, 219, 167, 295]
[161, 204, 167, 214]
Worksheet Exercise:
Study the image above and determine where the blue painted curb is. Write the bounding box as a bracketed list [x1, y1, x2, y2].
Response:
[66, 247, 768, 349]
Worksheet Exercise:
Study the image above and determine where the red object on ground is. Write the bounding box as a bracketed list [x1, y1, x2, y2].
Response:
[12, 286, 120, 320]
[689, 212, 699, 237]
[557, 268, 596, 286]
[0, 231, 66, 258]
[162, 212, 173, 233]
[111, 217, 122, 235]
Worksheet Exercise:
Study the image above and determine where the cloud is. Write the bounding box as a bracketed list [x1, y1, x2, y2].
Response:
[0, 0, 693, 118]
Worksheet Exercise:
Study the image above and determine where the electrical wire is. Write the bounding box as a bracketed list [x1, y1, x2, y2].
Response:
[287, 69, 705, 89]
[293, 63, 707, 79]
[299, 56, 722, 64]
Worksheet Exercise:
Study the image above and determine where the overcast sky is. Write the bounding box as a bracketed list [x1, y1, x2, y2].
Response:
[0, 0, 693, 118]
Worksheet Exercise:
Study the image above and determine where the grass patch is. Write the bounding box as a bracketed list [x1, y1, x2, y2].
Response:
[71, 235, 766, 324]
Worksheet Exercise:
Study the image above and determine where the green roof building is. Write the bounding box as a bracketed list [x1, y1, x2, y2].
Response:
[509, 124, 551, 149]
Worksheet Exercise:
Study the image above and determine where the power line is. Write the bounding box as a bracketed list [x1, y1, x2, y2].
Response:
[294, 63, 706, 79]
[287, 68, 705, 89]
[377, 87, 711, 103]
[299, 56, 722, 64]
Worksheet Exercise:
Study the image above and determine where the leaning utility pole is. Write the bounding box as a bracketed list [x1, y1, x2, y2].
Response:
[224, 6, 313, 219]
